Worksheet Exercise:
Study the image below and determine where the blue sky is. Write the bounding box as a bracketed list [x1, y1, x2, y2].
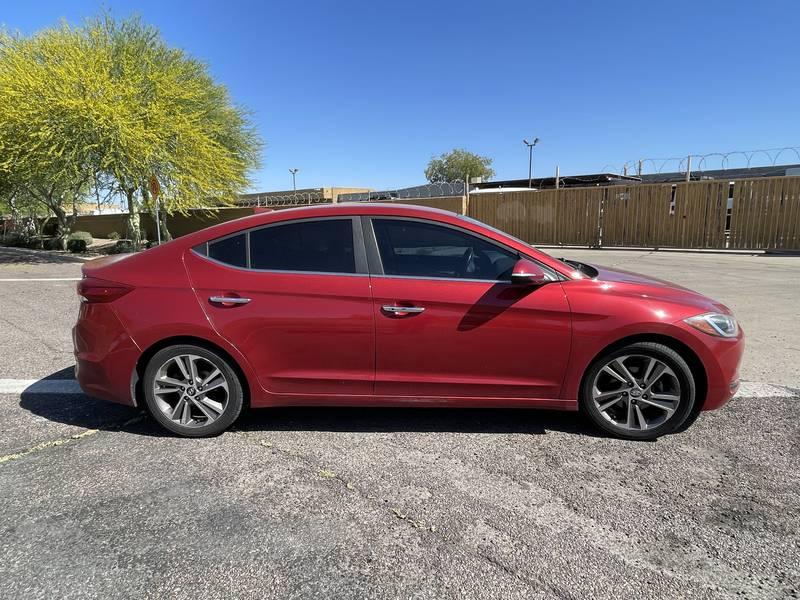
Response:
[3, 1, 799, 192]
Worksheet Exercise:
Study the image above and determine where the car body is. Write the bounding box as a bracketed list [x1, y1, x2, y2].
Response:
[73, 203, 744, 439]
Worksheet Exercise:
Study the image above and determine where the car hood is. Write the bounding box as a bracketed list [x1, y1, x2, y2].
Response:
[592, 263, 694, 291]
[579, 261, 732, 315]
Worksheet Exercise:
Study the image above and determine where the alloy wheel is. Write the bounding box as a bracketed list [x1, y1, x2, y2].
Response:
[591, 354, 681, 431]
[152, 354, 230, 428]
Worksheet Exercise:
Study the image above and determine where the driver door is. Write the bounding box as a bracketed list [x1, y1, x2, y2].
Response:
[366, 217, 571, 401]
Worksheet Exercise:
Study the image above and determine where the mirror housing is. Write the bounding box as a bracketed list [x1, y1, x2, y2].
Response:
[511, 259, 549, 285]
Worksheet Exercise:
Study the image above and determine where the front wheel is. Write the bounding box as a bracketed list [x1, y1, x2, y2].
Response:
[580, 342, 697, 440]
[142, 344, 244, 437]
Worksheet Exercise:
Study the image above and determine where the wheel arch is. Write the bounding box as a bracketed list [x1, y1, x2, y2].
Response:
[134, 335, 252, 409]
[579, 333, 708, 411]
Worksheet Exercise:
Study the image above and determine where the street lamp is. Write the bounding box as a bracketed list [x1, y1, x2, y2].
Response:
[289, 168, 299, 201]
[523, 138, 540, 188]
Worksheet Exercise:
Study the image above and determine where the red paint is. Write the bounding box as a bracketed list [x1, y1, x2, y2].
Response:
[185, 251, 375, 396]
[73, 203, 744, 414]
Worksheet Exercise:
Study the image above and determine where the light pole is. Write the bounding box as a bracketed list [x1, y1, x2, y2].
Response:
[523, 138, 540, 188]
[289, 168, 299, 201]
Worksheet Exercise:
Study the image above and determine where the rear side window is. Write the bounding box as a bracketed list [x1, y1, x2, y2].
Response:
[208, 233, 247, 268]
[250, 219, 355, 273]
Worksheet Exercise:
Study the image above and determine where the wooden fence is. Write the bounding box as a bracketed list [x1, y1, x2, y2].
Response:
[393, 195, 465, 214]
[458, 176, 800, 250]
[468, 188, 602, 246]
[600, 181, 729, 248]
[31, 177, 800, 250]
[41, 207, 260, 240]
[729, 177, 800, 249]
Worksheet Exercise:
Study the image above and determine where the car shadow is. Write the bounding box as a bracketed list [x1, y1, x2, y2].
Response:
[236, 405, 604, 437]
[20, 366, 607, 439]
[18, 368, 161, 436]
[458, 283, 537, 331]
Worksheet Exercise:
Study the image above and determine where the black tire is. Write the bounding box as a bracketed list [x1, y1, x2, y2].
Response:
[579, 342, 697, 440]
[142, 344, 244, 437]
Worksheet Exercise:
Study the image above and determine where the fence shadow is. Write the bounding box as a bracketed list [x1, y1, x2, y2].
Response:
[0, 247, 87, 265]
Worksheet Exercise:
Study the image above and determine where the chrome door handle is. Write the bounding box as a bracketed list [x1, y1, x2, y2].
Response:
[209, 296, 251, 305]
[382, 305, 425, 314]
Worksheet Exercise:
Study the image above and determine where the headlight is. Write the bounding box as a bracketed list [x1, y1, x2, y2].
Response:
[684, 313, 739, 338]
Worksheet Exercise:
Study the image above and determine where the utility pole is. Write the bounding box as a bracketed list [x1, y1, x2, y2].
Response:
[463, 176, 469, 215]
[289, 168, 299, 201]
[555, 165, 560, 190]
[523, 138, 540, 188]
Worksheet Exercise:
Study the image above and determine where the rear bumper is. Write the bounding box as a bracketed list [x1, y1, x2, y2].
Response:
[73, 303, 140, 406]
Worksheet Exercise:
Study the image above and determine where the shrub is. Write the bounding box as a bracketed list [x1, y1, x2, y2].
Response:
[68, 230, 93, 245]
[67, 238, 88, 253]
[42, 237, 63, 250]
[0, 232, 30, 247]
[108, 231, 121, 240]
[109, 239, 134, 254]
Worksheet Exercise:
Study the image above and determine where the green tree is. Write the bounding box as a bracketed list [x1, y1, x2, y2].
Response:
[424, 148, 495, 183]
[0, 25, 97, 247]
[90, 15, 261, 247]
[0, 15, 261, 249]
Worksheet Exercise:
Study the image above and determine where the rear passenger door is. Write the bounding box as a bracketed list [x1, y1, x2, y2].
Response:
[184, 217, 375, 398]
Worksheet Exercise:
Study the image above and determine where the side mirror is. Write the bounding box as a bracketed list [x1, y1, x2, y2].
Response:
[511, 258, 549, 285]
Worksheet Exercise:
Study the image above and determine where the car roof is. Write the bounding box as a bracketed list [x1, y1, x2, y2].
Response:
[179, 202, 460, 244]
[273, 201, 455, 217]
[172, 201, 574, 278]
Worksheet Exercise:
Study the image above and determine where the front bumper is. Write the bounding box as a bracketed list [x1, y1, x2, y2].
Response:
[691, 328, 745, 411]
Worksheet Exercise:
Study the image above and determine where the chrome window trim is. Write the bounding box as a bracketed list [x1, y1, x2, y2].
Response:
[192, 216, 367, 276]
[370, 274, 518, 284]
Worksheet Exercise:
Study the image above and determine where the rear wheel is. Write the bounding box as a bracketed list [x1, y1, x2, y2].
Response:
[143, 344, 244, 437]
[580, 342, 697, 440]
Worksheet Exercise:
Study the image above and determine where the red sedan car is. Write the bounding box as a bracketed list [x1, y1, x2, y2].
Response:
[73, 203, 744, 440]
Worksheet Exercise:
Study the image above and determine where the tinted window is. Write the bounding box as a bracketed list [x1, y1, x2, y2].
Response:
[208, 233, 246, 268]
[250, 219, 355, 273]
[372, 219, 517, 280]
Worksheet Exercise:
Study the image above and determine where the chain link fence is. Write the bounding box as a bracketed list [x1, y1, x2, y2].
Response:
[338, 181, 466, 202]
[237, 189, 330, 208]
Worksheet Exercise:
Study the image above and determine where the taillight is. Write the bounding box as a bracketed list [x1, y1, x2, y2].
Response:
[77, 277, 133, 303]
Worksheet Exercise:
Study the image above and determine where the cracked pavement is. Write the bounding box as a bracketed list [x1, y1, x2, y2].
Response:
[1, 246, 799, 599]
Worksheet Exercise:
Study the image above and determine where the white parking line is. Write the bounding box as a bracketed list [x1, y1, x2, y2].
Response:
[0, 379, 83, 394]
[0, 278, 81, 282]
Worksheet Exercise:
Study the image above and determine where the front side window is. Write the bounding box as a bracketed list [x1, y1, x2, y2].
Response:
[250, 219, 355, 274]
[372, 219, 518, 280]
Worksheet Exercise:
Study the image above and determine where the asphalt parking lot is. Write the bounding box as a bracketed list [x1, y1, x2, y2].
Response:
[1, 246, 798, 599]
